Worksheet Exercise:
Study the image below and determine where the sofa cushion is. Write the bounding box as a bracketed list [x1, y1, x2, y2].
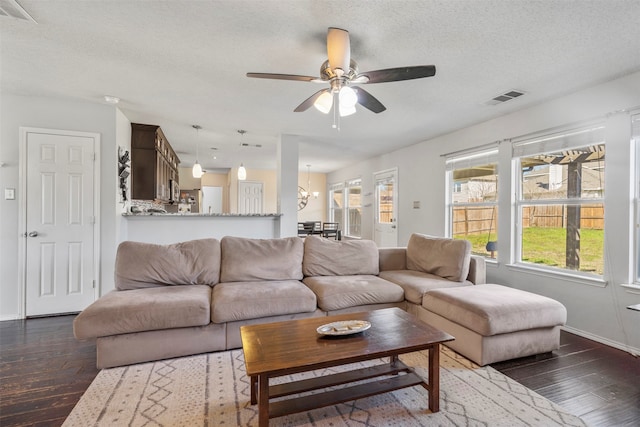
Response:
[406, 234, 471, 282]
[73, 285, 212, 339]
[303, 236, 379, 276]
[115, 239, 221, 290]
[379, 270, 472, 304]
[422, 284, 567, 336]
[211, 280, 317, 323]
[303, 275, 404, 311]
[220, 236, 303, 282]
[378, 247, 407, 271]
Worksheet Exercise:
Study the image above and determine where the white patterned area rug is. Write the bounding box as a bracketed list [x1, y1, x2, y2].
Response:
[63, 346, 588, 427]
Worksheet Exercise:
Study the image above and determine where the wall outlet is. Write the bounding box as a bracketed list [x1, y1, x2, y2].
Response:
[413, 201, 420, 209]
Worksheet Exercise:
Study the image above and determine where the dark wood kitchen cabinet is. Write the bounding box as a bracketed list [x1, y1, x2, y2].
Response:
[131, 123, 180, 202]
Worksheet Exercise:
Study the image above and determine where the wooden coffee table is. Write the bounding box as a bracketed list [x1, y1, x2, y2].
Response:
[240, 307, 454, 426]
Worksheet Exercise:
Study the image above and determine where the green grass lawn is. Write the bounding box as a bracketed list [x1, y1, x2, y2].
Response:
[457, 227, 604, 275]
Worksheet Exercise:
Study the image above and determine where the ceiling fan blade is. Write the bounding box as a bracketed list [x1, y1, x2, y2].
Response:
[356, 65, 436, 84]
[246, 72, 319, 82]
[294, 89, 330, 112]
[327, 27, 350, 75]
[355, 87, 386, 113]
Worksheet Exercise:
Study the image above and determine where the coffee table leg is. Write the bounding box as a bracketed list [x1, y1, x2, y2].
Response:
[390, 354, 399, 367]
[250, 375, 258, 405]
[428, 344, 440, 412]
[258, 374, 269, 427]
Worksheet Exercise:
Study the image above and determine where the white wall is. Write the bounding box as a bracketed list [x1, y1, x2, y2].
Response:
[328, 71, 640, 353]
[0, 94, 121, 319]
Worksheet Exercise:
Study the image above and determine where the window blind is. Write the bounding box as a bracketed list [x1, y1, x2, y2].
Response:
[513, 125, 605, 158]
[445, 148, 499, 172]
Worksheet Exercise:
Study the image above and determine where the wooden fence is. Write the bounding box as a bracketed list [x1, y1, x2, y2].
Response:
[453, 204, 604, 236]
[521, 204, 603, 229]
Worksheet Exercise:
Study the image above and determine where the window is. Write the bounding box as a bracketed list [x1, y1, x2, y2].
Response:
[633, 115, 640, 282]
[346, 179, 362, 238]
[329, 183, 344, 231]
[446, 148, 499, 258]
[514, 125, 605, 275]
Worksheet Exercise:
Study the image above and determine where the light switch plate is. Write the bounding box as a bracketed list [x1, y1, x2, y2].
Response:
[5, 188, 15, 200]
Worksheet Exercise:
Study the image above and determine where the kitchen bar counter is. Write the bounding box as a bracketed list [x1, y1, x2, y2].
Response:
[121, 212, 283, 244]
[122, 213, 282, 217]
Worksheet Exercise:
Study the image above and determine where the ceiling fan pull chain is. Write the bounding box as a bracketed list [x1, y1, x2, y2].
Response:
[332, 91, 340, 130]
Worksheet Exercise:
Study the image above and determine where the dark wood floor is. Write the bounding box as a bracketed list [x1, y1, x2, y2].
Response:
[1, 315, 639, 427]
[492, 331, 640, 426]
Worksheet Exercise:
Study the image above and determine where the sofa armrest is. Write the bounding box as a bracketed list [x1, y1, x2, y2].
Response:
[467, 255, 486, 285]
[378, 247, 407, 271]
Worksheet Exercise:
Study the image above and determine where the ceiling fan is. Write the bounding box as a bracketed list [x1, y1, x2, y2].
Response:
[247, 27, 436, 118]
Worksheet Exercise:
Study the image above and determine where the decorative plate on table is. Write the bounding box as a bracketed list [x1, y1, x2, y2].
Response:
[316, 320, 371, 336]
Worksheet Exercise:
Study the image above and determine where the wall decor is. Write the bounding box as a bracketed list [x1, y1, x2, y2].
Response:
[118, 146, 130, 202]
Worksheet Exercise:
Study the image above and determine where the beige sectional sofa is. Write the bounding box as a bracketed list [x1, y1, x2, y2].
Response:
[74, 233, 564, 369]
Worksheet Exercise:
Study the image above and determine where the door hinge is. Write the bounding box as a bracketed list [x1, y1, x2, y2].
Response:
[92, 280, 96, 289]
[93, 152, 96, 161]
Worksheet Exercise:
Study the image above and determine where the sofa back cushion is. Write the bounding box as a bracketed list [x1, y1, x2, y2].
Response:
[303, 235, 379, 276]
[406, 234, 471, 282]
[115, 238, 221, 290]
[220, 236, 303, 282]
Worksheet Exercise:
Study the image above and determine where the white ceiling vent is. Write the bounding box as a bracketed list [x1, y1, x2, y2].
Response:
[486, 89, 525, 105]
[0, 0, 36, 23]
[240, 143, 263, 148]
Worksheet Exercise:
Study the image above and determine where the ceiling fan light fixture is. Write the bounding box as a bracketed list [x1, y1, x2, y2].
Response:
[314, 91, 333, 114]
[339, 104, 356, 117]
[339, 86, 357, 109]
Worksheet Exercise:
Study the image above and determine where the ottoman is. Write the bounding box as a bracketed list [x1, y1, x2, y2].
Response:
[418, 284, 567, 365]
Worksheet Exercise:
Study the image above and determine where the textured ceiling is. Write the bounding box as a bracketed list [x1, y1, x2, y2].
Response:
[3, 0, 640, 173]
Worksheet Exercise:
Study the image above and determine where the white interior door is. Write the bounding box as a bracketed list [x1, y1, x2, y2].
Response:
[374, 168, 398, 247]
[22, 128, 99, 316]
[238, 181, 263, 214]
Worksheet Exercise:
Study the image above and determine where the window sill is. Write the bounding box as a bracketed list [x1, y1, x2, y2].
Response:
[506, 263, 607, 288]
[484, 258, 499, 268]
[621, 283, 640, 294]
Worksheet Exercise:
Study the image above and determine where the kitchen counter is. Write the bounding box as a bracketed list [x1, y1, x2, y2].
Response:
[122, 212, 282, 217]
[121, 212, 283, 244]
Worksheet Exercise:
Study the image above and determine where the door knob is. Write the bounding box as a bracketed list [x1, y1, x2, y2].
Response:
[28, 231, 38, 237]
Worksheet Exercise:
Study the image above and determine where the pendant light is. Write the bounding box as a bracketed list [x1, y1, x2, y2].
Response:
[192, 125, 203, 178]
[238, 163, 247, 181]
[305, 164, 319, 199]
[237, 130, 247, 181]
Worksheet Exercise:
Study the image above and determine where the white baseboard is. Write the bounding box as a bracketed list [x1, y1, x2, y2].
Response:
[562, 325, 640, 357]
[0, 314, 23, 321]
